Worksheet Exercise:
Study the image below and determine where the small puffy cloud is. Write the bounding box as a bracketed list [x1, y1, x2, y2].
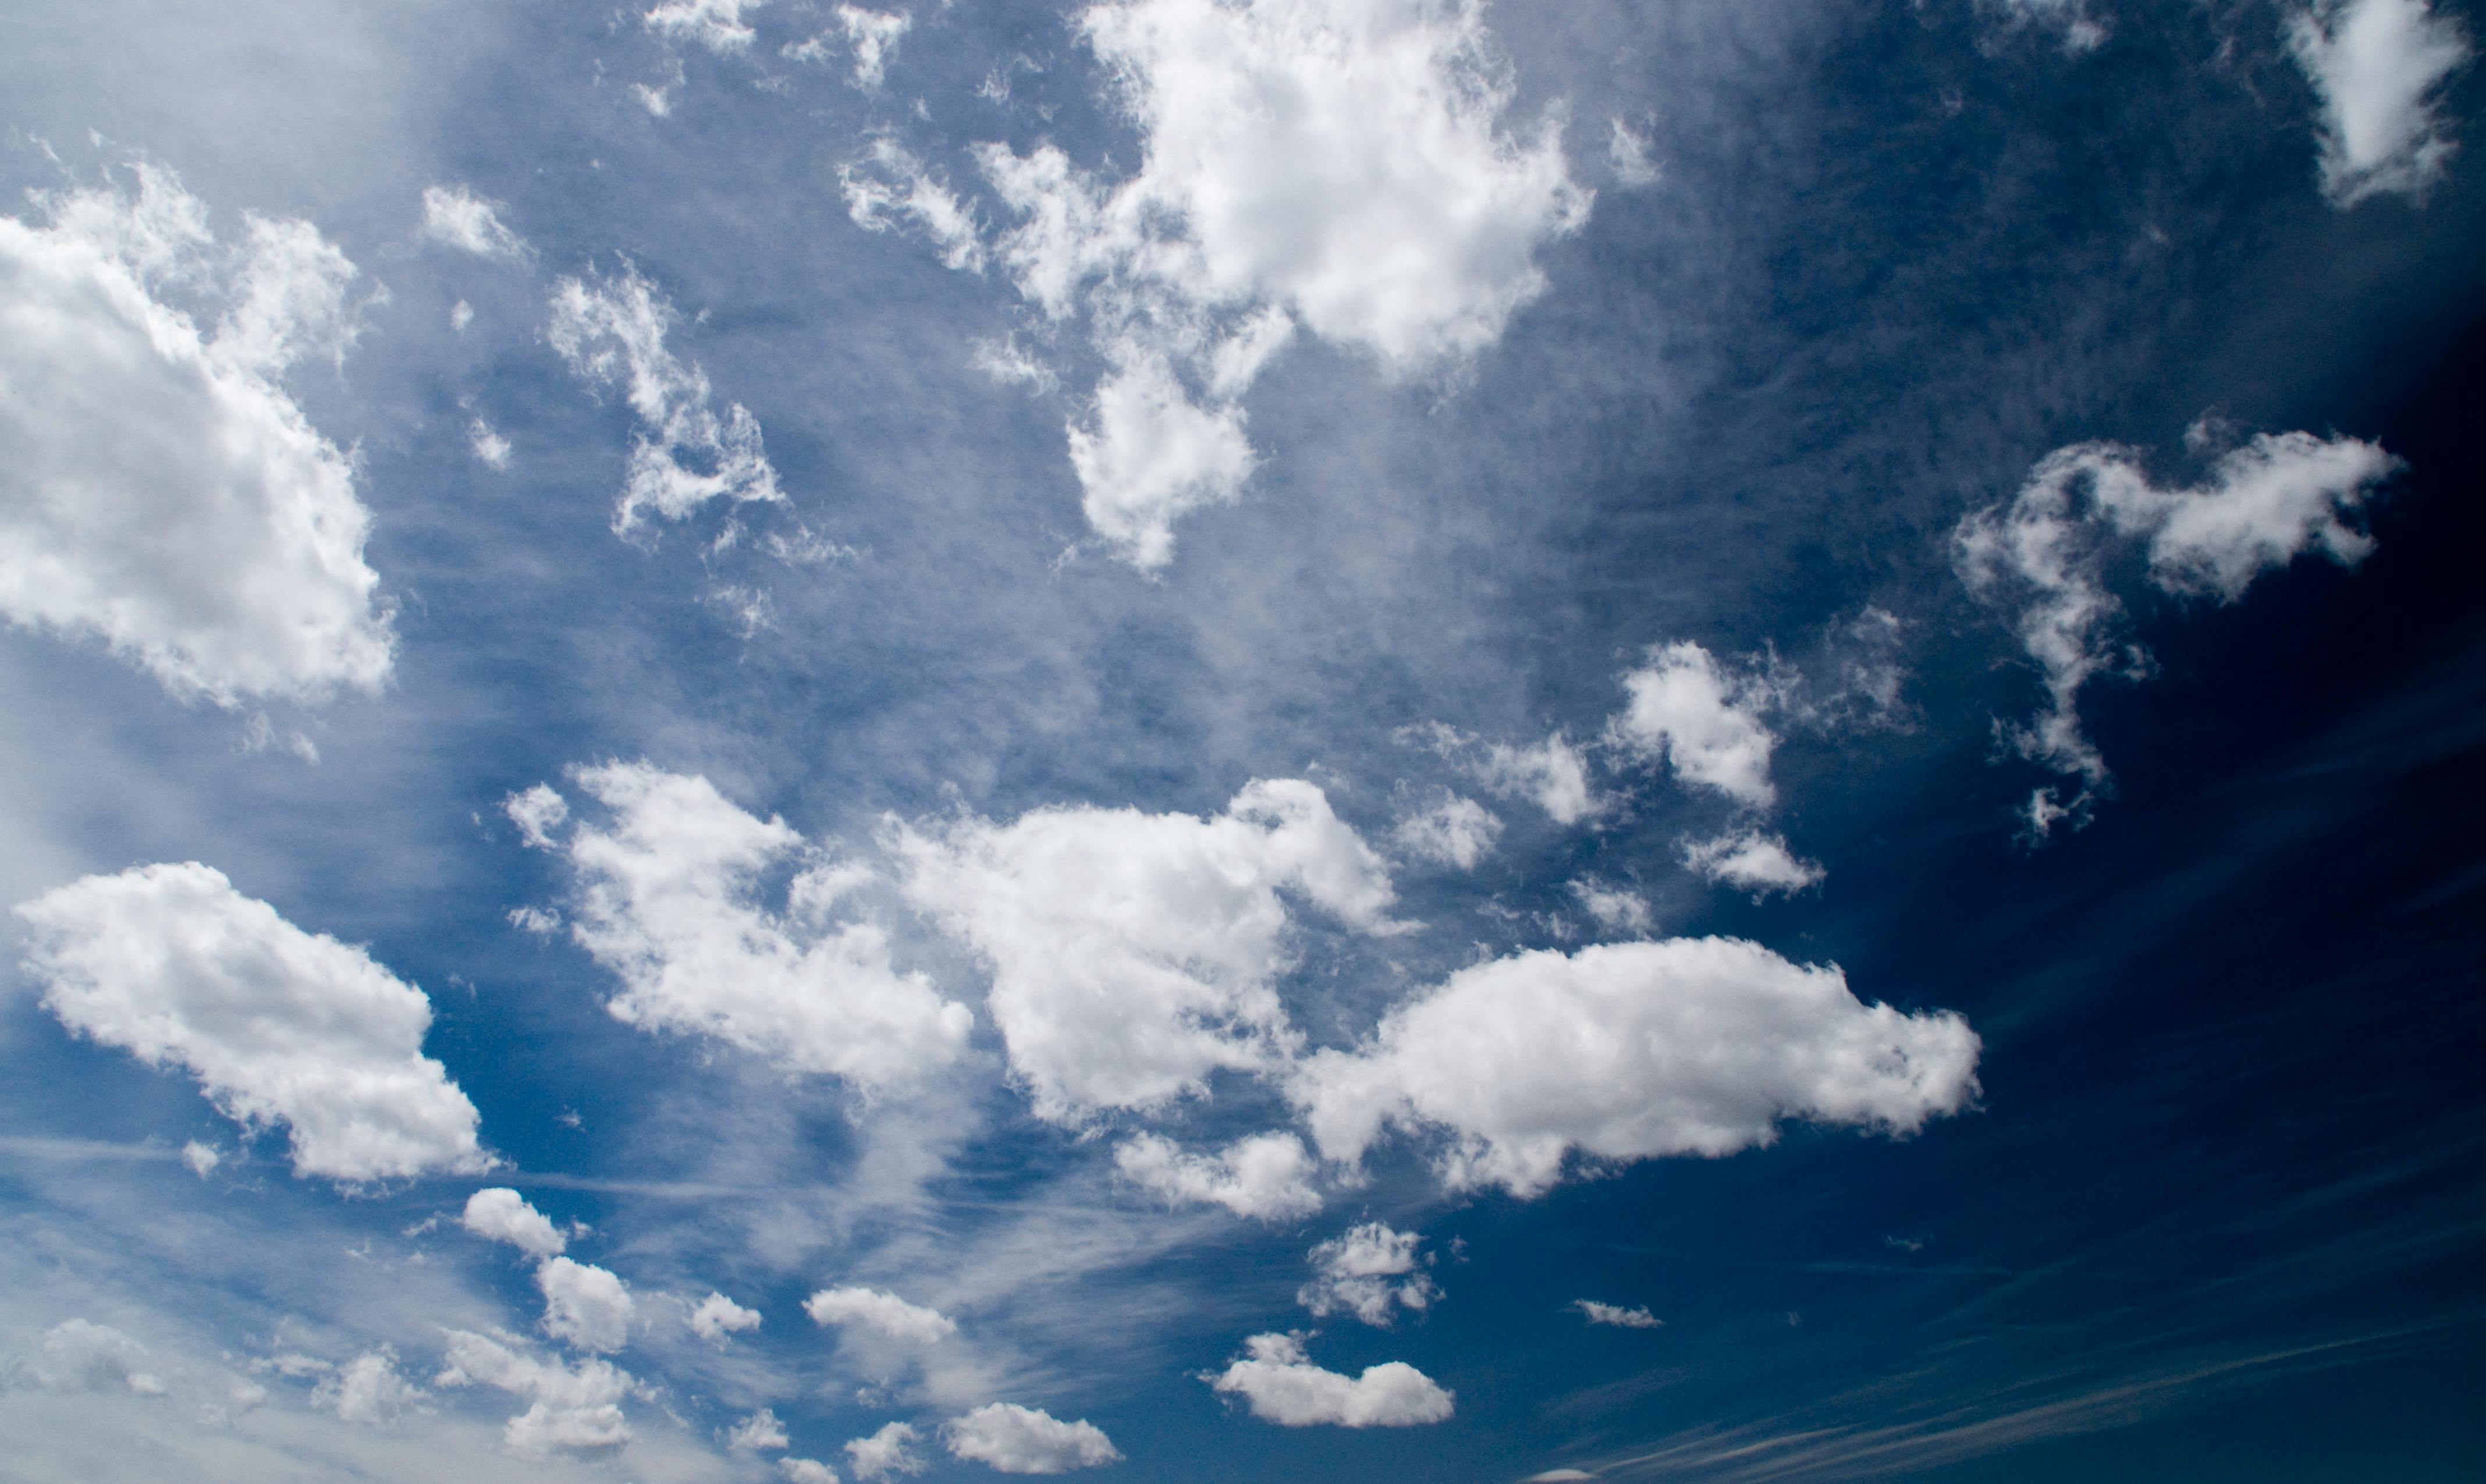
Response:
[36, 1319, 168, 1395]
[1572, 1299, 1660, 1329]
[539, 1257, 635, 1353]
[2290, 0, 2472, 206]
[1985, 0, 2107, 53]
[505, 783, 570, 848]
[420, 184, 529, 261]
[17, 862, 490, 1183]
[943, 1403, 1123, 1474]
[1208, 1332, 1452, 1428]
[690, 1291, 763, 1341]
[436, 1329, 635, 1454]
[1407, 725, 1600, 825]
[463, 1187, 567, 1258]
[470, 418, 513, 470]
[1061, 344, 1257, 569]
[1291, 938, 1980, 1198]
[0, 164, 392, 705]
[312, 1348, 428, 1426]
[1608, 642, 1781, 809]
[1392, 790, 1502, 869]
[729, 1407, 793, 1451]
[1681, 831, 1823, 898]
[783, 1461, 844, 1484]
[896, 778, 1397, 1121]
[1567, 879, 1652, 936]
[645, 0, 769, 53]
[840, 139, 985, 272]
[546, 264, 784, 533]
[1955, 431, 2396, 830]
[805, 1286, 957, 1345]
[790, 5, 912, 87]
[1116, 1130, 1323, 1221]
[846, 1421, 928, 1481]
[1298, 1222, 1438, 1326]
[530, 762, 972, 1088]
[180, 1139, 222, 1177]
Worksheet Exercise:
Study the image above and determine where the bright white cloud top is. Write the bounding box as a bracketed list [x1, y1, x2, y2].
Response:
[943, 1403, 1124, 1474]
[463, 1187, 567, 1258]
[1297, 1222, 1439, 1326]
[16, 861, 490, 1183]
[1292, 938, 1981, 1196]
[0, 166, 393, 705]
[435, 1329, 637, 1454]
[419, 183, 530, 261]
[2289, 0, 2474, 206]
[804, 1286, 958, 1345]
[1114, 1130, 1324, 1220]
[1208, 1332, 1454, 1427]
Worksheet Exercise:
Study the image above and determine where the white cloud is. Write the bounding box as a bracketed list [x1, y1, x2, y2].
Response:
[1207, 1332, 1452, 1427]
[1567, 879, 1652, 936]
[1985, 0, 2107, 54]
[1608, 641, 1781, 809]
[840, 139, 986, 273]
[505, 782, 569, 848]
[419, 184, 529, 261]
[943, 1403, 1123, 1474]
[1414, 726, 1601, 825]
[546, 264, 785, 533]
[1572, 1299, 1660, 1329]
[1681, 830, 1823, 898]
[1954, 431, 2396, 829]
[435, 1329, 636, 1454]
[729, 1407, 793, 1451]
[1115, 1130, 1324, 1220]
[2290, 0, 2472, 205]
[690, 1291, 763, 1341]
[896, 778, 1398, 1120]
[1297, 1222, 1437, 1325]
[469, 418, 512, 470]
[35, 1319, 168, 1396]
[846, 1421, 928, 1481]
[463, 1187, 567, 1259]
[312, 1348, 429, 1426]
[538, 1257, 635, 1354]
[16, 862, 491, 1183]
[531, 762, 973, 1088]
[804, 1286, 957, 1344]
[1392, 790, 1501, 869]
[0, 165, 393, 705]
[783, 1461, 845, 1484]
[645, 0, 769, 53]
[1291, 938, 1980, 1197]
[180, 1139, 222, 1177]
[799, 5, 913, 88]
[950, 0, 1589, 563]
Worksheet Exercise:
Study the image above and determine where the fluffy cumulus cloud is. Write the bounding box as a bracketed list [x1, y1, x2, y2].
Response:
[16, 862, 490, 1183]
[1681, 829, 1823, 898]
[919, 0, 1589, 565]
[435, 1329, 636, 1454]
[2289, 0, 2473, 205]
[1955, 431, 2397, 832]
[729, 1407, 793, 1451]
[1407, 724, 1600, 823]
[789, 5, 912, 86]
[1608, 641, 1782, 809]
[1115, 1130, 1324, 1220]
[1297, 1222, 1438, 1325]
[804, 1286, 957, 1344]
[539, 1256, 636, 1353]
[645, 0, 769, 53]
[546, 264, 784, 532]
[518, 763, 972, 1088]
[1392, 789, 1502, 869]
[0, 164, 393, 705]
[419, 184, 529, 260]
[782, 1460, 844, 1484]
[943, 1403, 1123, 1474]
[311, 1348, 428, 1426]
[896, 778, 1398, 1121]
[1208, 1332, 1453, 1427]
[1573, 1299, 1660, 1329]
[1567, 878, 1652, 936]
[690, 1291, 763, 1341]
[846, 1421, 928, 1481]
[1291, 938, 1981, 1197]
[463, 1187, 567, 1258]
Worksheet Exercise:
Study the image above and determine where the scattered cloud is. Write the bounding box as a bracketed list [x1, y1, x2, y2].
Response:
[1208, 1332, 1453, 1427]
[729, 1407, 793, 1451]
[846, 1420, 928, 1481]
[943, 1403, 1123, 1474]
[419, 184, 530, 261]
[2289, 0, 2473, 206]
[783, 1460, 845, 1484]
[1567, 879, 1653, 936]
[17, 862, 491, 1183]
[35, 1319, 168, 1395]
[690, 1291, 763, 1341]
[1116, 1130, 1324, 1220]
[895, 778, 1398, 1121]
[840, 139, 985, 272]
[1572, 1299, 1660, 1329]
[180, 1139, 222, 1177]
[645, 0, 769, 54]
[463, 1187, 568, 1258]
[1608, 641, 1782, 809]
[546, 263, 785, 534]
[1393, 789, 1502, 869]
[435, 1329, 637, 1454]
[1607, 117, 1660, 187]
[311, 1348, 429, 1426]
[538, 1256, 636, 1354]
[1298, 1222, 1439, 1326]
[0, 164, 393, 704]
[1291, 938, 1980, 1197]
[805, 1286, 957, 1344]
[1680, 830, 1823, 898]
[787, 5, 912, 87]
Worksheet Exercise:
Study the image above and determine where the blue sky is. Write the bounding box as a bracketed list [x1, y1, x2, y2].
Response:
[2, 1, 2481, 1479]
